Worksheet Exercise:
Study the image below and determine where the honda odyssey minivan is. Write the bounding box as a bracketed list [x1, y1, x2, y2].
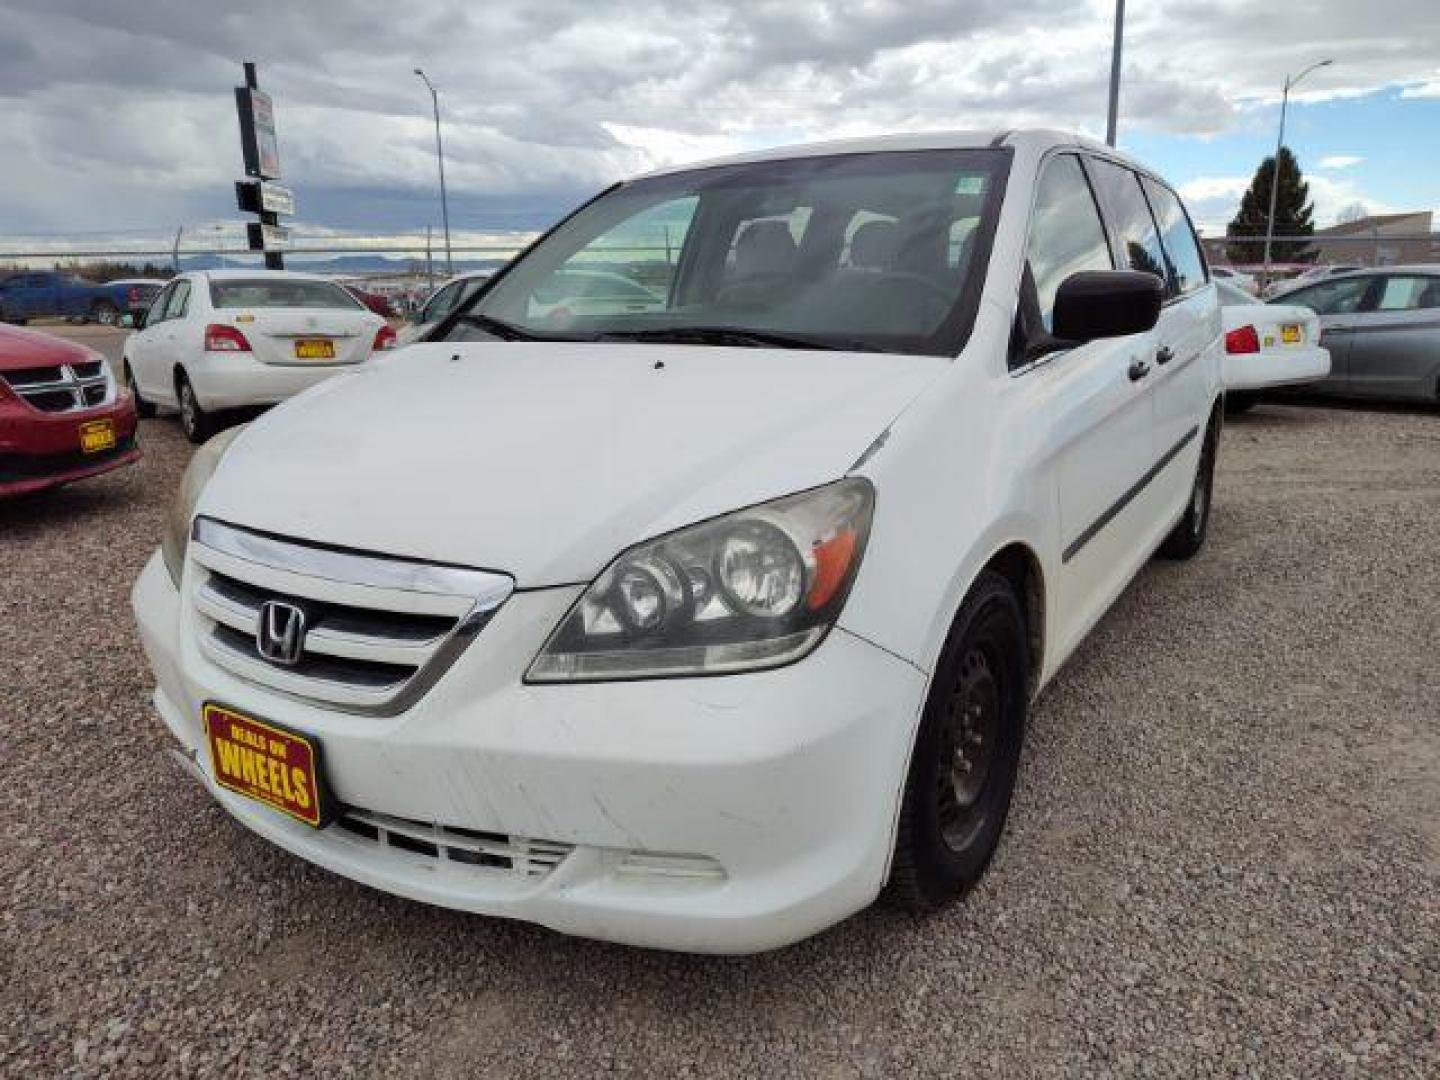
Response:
[132, 130, 1223, 953]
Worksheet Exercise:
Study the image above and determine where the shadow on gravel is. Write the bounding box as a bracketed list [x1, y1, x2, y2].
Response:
[0, 482, 135, 534]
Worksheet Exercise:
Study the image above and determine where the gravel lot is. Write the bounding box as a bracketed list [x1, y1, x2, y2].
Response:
[3, 327, 1437, 1077]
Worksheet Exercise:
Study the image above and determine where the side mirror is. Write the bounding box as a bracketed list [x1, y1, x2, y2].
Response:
[1052, 270, 1163, 344]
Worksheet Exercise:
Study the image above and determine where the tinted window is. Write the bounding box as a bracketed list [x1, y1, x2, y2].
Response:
[1282, 277, 1372, 316]
[1087, 159, 1169, 288]
[147, 283, 176, 324]
[421, 282, 461, 323]
[1024, 154, 1113, 331]
[1374, 275, 1440, 311]
[1141, 177, 1207, 295]
[209, 279, 361, 310]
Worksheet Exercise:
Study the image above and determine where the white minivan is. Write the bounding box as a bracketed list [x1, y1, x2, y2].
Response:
[132, 130, 1223, 954]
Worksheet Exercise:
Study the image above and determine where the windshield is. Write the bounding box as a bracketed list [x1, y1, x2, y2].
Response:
[445, 149, 1008, 355]
[209, 279, 362, 310]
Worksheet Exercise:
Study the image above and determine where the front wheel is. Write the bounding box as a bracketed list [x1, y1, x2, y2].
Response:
[177, 373, 215, 444]
[888, 570, 1028, 910]
[1157, 417, 1218, 560]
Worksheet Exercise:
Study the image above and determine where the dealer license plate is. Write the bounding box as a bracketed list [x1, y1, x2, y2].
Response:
[78, 418, 115, 454]
[293, 338, 336, 360]
[1280, 324, 1302, 344]
[203, 703, 329, 827]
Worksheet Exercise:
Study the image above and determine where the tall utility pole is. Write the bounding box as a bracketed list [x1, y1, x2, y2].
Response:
[1105, 0, 1125, 146]
[414, 68, 453, 276]
[1261, 58, 1333, 284]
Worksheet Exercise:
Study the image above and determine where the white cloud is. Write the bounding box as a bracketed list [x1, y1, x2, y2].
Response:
[1318, 155, 1364, 169]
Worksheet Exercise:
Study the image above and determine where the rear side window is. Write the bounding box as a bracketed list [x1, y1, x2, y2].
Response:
[1086, 158, 1170, 289]
[209, 279, 361, 310]
[1141, 178, 1207, 296]
[164, 281, 191, 320]
[1284, 277, 1372, 316]
[1374, 275, 1440, 311]
[1024, 154, 1114, 331]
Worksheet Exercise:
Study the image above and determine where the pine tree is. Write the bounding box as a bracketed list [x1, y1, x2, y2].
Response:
[1225, 147, 1315, 264]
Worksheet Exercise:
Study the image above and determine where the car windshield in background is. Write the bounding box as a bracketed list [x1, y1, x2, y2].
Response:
[447, 149, 1009, 356]
[209, 279, 361, 310]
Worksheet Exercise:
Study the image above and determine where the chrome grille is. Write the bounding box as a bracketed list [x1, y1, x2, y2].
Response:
[188, 517, 513, 714]
[336, 808, 573, 879]
[1, 361, 113, 414]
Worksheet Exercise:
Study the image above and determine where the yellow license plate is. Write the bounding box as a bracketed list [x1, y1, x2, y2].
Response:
[1280, 324, 1302, 344]
[294, 338, 336, 360]
[79, 419, 115, 454]
[203, 703, 329, 828]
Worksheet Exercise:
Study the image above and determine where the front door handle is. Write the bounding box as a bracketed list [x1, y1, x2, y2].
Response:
[1155, 345, 1174, 365]
[1128, 359, 1151, 382]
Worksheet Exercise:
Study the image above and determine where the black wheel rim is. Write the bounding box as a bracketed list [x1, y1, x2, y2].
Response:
[937, 645, 1001, 851]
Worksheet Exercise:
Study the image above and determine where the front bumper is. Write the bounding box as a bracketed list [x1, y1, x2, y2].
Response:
[132, 550, 926, 953]
[0, 393, 140, 496]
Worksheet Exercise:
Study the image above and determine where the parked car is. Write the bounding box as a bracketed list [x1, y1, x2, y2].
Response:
[1216, 280, 1329, 411]
[1267, 266, 1440, 403]
[132, 130, 1223, 954]
[397, 271, 490, 344]
[0, 323, 140, 497]
[122, 270, 394, 443]
[0, 270, 151, 327]
[342, 284, 397, 319]
[1211, 266, 1257, 295]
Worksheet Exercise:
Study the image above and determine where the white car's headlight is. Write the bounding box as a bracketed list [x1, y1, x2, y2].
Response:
[161, 426, 246, 586]
[527, 478, 875, 682]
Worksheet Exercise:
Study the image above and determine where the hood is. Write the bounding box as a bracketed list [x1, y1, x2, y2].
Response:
[200, 341, 944, 586]
[0, 323, 95, 372]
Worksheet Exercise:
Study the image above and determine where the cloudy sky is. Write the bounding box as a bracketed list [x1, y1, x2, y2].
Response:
[1, 0, 1438, 252]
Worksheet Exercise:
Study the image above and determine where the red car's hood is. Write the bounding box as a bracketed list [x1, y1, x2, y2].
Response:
[0, 323, 96, 372]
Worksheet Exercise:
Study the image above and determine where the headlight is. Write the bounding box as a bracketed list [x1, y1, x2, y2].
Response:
[161, 426, 246, 586]
[527, 478, 874, 682]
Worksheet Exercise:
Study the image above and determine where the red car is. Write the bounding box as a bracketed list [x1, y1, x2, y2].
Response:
[343, 285, 397, 319]
[0, 323, 140, 498]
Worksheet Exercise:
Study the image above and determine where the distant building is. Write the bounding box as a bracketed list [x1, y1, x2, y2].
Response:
[1310, 211, 1437, 267]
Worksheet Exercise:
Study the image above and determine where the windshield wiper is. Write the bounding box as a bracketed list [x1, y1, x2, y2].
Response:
[595, 326, 863, 352]
[455, 313, 535, 341]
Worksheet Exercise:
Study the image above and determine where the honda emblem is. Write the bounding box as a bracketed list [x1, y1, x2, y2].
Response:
[256, 600, 307, 666]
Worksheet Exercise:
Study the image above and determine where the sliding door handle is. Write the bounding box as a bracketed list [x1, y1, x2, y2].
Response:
[1128, 359, 1151, 382]
[1155, 345, 1174, 365]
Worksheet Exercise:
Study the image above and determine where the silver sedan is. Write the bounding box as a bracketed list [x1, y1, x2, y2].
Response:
[1268, 266, 1440, 403]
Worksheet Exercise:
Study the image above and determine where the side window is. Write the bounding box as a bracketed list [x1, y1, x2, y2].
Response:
[147, 284, 175, 323]
[1087, 158, 1170, 290]
[1141, 178, 1207, 296]
[1287, 277, 1372, 316]
[422, 282, 460, 323]
[1024, 154, 1114, 331]
[164, 280, 191, 321]
[1374, 275, 1440, 311]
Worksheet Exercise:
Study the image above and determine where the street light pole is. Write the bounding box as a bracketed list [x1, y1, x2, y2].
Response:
[414, 68, 453, 276]
[1261, 58, 1332, 285]
[1105, 0, 1125, 147]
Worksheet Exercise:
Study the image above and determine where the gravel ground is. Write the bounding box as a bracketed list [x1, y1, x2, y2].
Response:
[3, 330, 1438, 1077]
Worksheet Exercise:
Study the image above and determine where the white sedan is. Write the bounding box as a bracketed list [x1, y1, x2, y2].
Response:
[1211, 266, 1257, 295]
[123, 270, 395, 442]
[1218, 280, 1329, 411]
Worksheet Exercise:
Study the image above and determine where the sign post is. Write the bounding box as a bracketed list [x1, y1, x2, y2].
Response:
[234, 62, 290, 270]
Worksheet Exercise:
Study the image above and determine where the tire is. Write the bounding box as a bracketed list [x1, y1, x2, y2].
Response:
[1224, 392, 1257, 415]
[90, 301, 120, 326]
[888, 569, 1029, 910]
[123, 361, 156, 418]
[176, 373, 214, 444]
[1157, 414, 1219, 561]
